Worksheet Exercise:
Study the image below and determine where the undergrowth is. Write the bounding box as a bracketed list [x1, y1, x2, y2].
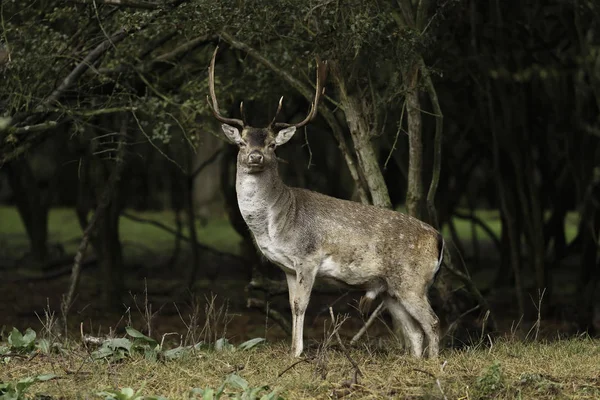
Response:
[1, 324, 599, 399]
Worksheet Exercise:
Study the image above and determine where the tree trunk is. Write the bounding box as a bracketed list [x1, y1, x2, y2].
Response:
[331, 64, 391, 209]
[6, 159, 50, 265]
[405, 63, 424, 219]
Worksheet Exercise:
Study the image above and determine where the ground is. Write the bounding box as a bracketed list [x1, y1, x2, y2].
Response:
[0, 206, 595, 399]
[2, 334, 600, 399]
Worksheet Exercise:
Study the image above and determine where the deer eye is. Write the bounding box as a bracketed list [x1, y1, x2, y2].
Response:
[268, 143, 276, 150]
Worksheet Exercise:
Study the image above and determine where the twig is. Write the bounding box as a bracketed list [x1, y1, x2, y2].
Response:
[329, 307, 363, 383]
[65, 0, 172, 10]
[350, 301, 385, 345]
[277, 358, 312, 378]
[247, 297, 292, 335]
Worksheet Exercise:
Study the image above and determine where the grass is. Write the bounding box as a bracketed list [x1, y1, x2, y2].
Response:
[2, 334, 600, 399]
[0, 206, 243, 257]
[1, 206, 580, 263]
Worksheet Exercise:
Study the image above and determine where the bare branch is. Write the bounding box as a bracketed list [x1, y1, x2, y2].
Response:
[65, 0, 173, 10]
[44, 29, 128, 108]
[218, 31, 370, 204]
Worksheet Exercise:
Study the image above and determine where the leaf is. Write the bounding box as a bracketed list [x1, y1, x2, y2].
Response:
[144, 348, 158, 361]
[15, 376, 36, 393]
[214, 338, 233, 352]
[259, 390, 282, 400]
[120, 387, 135, 398]
[125, 327, 157, 346]
[162, 346, 189, 360]
[106, 338, 132, 352]
[259, 390, 281, 400]
[35, 374, 57, 382]
[22, 328, 36, 346]
[201, 388, 214, 400]
[226, 374, 248, 391]
[8, 328, 24, 348]
[92, 346, 115, 360]
[237, 338, 265, 351]
[37, 339, 51, 354]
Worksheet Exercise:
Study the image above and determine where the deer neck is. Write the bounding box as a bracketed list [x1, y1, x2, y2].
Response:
[235, 165, 292, 238]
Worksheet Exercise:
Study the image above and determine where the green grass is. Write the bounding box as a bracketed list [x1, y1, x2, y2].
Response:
[0, 206, 243, 257]
[1, 334, 599, 399]
[440, 208, 580, 246]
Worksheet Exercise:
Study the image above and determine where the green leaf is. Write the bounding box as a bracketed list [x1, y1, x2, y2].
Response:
[37, 338, 51, 354]
[35, 374, 57, 382]
[144, 348, 158, 361]
[8, 328, 24, 348]
[259, 390, 281, 400]
[238, 338, 265, 351]
[15, 376, 36, 393]
[21, 328, 36, 346]
[162, 346, 189, 360]
[214, 338, 233, 352]
[201, 388, 214, 400]
[125, 327, 157, 345]
[92, 346, 116, 360]
[226, 374, 248, 391]
[120, 387, 135, 398]
[106, 338, 132, 352]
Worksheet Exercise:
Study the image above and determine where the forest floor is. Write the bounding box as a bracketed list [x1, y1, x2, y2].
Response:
[1, 206, 595, 399]
[1, 329, 600, 399]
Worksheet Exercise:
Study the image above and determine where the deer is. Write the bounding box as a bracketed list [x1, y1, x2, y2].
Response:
[207, 47, 444, 358]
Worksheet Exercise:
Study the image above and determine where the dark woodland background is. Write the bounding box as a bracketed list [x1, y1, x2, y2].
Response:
[0, 0, 599, 345]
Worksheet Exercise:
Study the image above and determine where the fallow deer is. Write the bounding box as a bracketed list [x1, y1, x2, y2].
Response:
[207, 48, 444, 358]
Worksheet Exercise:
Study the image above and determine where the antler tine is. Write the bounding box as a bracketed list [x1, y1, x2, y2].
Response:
[268, 96, 284, 127]
[275, 57, 328, 129]
[207, 46, 244, 128]
[240, 101, 248, 125]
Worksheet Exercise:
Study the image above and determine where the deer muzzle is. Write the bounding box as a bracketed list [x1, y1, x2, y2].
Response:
[248, 151, 264, 166]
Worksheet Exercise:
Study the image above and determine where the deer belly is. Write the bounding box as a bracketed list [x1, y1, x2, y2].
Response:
[317, 256, 377, 287]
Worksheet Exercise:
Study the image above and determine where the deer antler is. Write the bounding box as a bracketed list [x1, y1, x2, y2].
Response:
[273, 57, 328, 129]
[207, 47, 244, 128]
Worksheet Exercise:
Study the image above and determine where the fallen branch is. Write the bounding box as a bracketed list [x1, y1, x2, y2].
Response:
[350, 301, 385, 345]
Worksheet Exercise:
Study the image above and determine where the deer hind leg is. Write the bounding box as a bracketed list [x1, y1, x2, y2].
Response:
[384, 295, 424, 357]
[285, 270, 316, 358]
[396, 287, 440, 358]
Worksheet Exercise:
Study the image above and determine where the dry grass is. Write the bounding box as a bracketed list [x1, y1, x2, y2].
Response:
[2, 336, 600, 399]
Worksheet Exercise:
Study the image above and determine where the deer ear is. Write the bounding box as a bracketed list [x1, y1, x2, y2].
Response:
[221, 124, 243, 145]
[275, 126, 297, 146]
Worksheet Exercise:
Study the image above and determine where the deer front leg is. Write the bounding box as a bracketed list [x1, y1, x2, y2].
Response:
[285, 270, 316, 357]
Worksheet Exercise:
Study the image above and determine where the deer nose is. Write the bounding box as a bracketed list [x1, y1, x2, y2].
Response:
[248, 151, 264, 165]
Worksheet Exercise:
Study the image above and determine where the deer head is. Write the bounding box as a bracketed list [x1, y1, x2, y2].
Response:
[207, 47, 327, 173]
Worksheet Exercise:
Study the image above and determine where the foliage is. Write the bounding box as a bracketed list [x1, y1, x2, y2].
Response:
[475, 361, 505, 398]
[96, 384, 168, 400]
[92, 326, 265, 362]
[0, 374, 56, 400]
[189, 374, 281, 400]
